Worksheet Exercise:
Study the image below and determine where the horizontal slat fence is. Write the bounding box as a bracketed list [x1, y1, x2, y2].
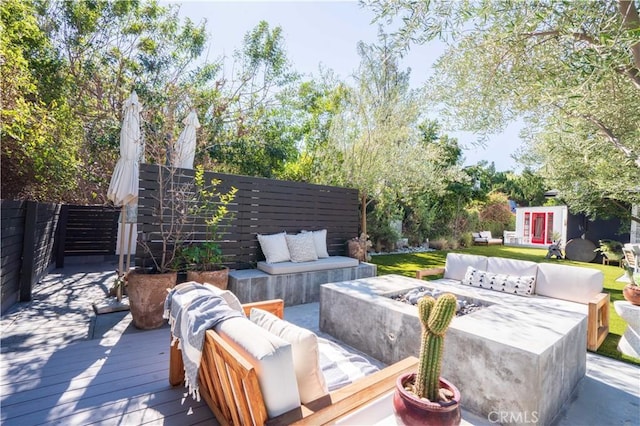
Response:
[0, 200, 61, 314]
[56, 205, 120, 263]
[136, 164, 359, 270]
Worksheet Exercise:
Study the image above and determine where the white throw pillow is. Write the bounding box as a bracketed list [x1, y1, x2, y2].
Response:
[479, 231, 492, 238]
[462, 266, 535, 296]
[250, 308, 328, 404]
[285, 233, 319, 263]
[257, 232, 291, 263]
[312, 229, 329, 258]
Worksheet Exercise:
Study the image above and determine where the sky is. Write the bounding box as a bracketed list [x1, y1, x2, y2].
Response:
[169, 0, 523, 171]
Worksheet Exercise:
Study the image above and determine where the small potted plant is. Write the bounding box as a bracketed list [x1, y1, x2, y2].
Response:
[181, 165, 237, 289]
[622, 247, 640, 305]
[393, 293, 461, 426]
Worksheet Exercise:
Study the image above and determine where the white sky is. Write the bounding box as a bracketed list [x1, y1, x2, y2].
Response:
[168, 0, 523, 171]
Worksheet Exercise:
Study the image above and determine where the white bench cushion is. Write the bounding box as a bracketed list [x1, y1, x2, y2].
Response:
[215, 317, 300, 417]
[257, 256, 359, 275]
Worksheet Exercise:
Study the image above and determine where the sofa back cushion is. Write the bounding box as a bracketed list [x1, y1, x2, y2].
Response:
[487, 257, 538, 278]
[250, 308, 328, 404]
[444, 253, 488, 280]
[535, 263, 603, 304]
[215, 317, 301, 418]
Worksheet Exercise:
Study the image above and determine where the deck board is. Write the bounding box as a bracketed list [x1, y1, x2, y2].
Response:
[1, 262, 217, 426]
[1, 328, 214, 426]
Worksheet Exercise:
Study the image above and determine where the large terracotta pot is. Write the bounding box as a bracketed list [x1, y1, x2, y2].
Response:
[186, 267, 229, 290]
[393, 373, 461, 426]
[623, 284, 640, 306]
[127, 271, 177, 329]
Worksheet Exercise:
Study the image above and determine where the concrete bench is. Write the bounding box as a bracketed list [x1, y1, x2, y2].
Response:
[228, 260, 376, 306]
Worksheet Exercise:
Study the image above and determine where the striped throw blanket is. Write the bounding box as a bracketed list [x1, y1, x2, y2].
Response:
[163, 282, 243, 400]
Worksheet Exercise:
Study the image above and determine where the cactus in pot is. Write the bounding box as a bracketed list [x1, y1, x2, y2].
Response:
[415, 293, 458, 401]
[393, 292, 461, 426]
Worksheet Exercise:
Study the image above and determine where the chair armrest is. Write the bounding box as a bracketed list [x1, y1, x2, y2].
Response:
[284, 356, 419, 425]
[242, 299, 285, 319]
[416, 267, 445, 280]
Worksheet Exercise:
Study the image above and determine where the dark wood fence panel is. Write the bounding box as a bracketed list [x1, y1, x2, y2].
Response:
[1, 200, 26, 313]
[137, 164, 359, 270]
[58, 205, 120, 258]
[1, 200, 61, 313]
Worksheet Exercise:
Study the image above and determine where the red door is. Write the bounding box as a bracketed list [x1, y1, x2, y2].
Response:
[531, 213, 546, 244]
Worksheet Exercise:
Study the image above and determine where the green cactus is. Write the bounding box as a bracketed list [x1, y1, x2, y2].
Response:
[414, 293, 457, 402]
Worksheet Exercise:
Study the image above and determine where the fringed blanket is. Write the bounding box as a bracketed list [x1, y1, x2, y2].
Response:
[163, 282, 243, 400]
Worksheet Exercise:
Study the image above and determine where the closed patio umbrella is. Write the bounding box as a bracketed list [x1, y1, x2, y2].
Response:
[173, 109, 200, 169]
[107, 91, 142, 299]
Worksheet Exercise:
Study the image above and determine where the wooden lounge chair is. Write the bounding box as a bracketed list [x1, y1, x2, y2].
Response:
[169, 299, 418, 425]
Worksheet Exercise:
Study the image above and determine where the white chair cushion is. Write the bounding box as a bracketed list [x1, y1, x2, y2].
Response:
[285, 233, 319, 263]
[479, 231, 492, 238]
[487, 257, 538, 278]
[444, 253, 488, 280]
[250, 308, 328, 404]
[462, 266, 536, 296]
[257, 232, 291, 263]
[535, 263, 603, 304]
[215, 317, 300, 417]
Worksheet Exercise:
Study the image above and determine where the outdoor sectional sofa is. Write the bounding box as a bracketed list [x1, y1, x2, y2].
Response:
[472, 231, 503, 245]
[416, 252, 609, 351]
[169, 295, 417, 425]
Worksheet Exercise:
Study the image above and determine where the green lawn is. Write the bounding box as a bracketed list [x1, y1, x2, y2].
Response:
[370, 245, 640, 366]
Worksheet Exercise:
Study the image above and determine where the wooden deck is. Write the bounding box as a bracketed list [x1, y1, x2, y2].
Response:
[0, 262, 217, 425]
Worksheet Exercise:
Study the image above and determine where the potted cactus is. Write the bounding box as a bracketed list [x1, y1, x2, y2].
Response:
[393, 293, 461, 426]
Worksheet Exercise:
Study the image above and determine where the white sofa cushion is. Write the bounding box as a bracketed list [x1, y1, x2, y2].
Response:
[257, 256, 359, 275]
[444, 253, 488, 280]
[215, 317, 300, 417]
[285, 232, 319, 262]
[535, 263, 603, 304]
[479, 231, 492, 238]
[462, 266, 536, 296]
[257, 232, 291, 263]
[250, 308, 328, 404]
[487, 257, 538, 278]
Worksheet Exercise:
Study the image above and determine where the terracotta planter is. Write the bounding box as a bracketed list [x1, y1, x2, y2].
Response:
[393, 373, 461, 426]
[127, 271, 177, 330]
[623, 284, 640, 306]
[186, 267, 229, 290]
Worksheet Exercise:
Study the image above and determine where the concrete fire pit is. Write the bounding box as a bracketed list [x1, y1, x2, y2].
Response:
[320, 275, 587, 426]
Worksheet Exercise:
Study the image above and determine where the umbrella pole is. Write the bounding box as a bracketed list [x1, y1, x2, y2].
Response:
[125, 220, 134, 275]
[117, 205, 126, 301]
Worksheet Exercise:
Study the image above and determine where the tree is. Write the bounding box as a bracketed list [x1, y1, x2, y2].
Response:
[314, 33, 456, 237]
[367, 0, 640, 223]
[204, 21, 301, 177]
[1, 0, 81, 201]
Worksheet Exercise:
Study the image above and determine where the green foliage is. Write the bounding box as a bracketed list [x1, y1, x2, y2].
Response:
[1, 0, 81, 201]
[180, 166, 238, 271]
[368, 0, 640, 224]
[477, 192, 514, 237]
[415, 293, 457, 401]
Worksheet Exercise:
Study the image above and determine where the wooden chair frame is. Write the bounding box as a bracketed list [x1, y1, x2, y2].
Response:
[169, 299, 418, 425]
